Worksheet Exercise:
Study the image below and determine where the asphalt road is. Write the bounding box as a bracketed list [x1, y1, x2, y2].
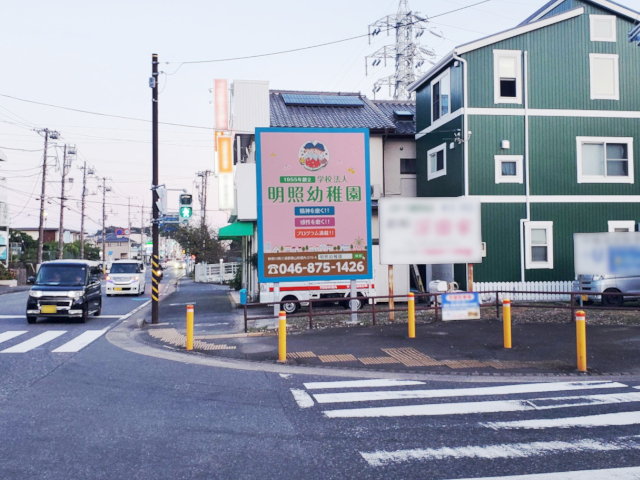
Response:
[2, 270, 640, 479]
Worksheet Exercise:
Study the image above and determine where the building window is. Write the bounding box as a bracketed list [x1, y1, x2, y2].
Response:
[608, 220, 636, 232]
[427, 143, 447, 181]
[590, 15, 617, 42]
[576, 137, 633, 183]
[400, 158, 417, 174]
[493, 50, 522, 104]
[525, 221, 553, 269]
[494, 155, 523, 184]
[431, 69, 450, 123]
[589, 54, 619, 100]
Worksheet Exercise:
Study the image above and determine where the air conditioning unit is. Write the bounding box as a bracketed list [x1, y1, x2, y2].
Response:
[370, 184, 382, 200]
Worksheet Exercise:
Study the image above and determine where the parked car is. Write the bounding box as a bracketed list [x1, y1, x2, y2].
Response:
[26, 260, 102, 324]
[573, 275, 640, 307]
[106, 260, 146, 296]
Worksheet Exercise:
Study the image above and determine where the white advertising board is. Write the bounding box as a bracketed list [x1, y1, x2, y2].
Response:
[379, 197, 482, 265]
[574, 232, 640, 276]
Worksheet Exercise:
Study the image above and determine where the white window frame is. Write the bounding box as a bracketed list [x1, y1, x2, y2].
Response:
[589, 53, 619, 100]
[493, 50, 522, 105]
[430, 68, 451, 127]
[590, 15, 617, 42]
[524, 221, 554, 270]
[494, 155, 523, 184]
[608, 220, 636, 232]
[576, 136, 634, 184]
[427, 143, 447, 181]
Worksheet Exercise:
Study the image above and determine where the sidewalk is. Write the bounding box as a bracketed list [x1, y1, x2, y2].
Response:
[0, 285, 30, 296]
[137, 279, 640, 377]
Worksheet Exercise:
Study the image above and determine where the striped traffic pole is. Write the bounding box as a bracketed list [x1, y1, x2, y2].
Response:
[576, 311, 587, 372]
[186, 304, 194, 351]
[278, 311, 287, 363]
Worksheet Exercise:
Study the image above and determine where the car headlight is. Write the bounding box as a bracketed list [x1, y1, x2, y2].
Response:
[592, 275, 603, 281]
[29, 290, 43, 298]
[68, 291, 84, 299]
[134, 276, 139, 281]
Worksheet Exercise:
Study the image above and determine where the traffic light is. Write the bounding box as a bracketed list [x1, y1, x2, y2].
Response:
[179, 194, 192, 225]
[156, 186, 167, 215]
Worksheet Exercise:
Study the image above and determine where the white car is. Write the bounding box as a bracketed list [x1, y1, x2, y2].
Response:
[106, 260, 146, 296]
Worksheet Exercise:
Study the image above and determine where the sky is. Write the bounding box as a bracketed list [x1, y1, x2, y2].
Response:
[2, 0, 640, 235]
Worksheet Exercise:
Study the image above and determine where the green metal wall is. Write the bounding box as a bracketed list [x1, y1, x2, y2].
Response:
[463, 4, 640, 111]
[414, 59, 464, 132]
[540, 0, 575, 20]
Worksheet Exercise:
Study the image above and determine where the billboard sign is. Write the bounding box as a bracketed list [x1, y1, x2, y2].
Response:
[574, 232, 640, 276]
[379, 197, 482, 265]
[441, 292, 480, 321]
[256, 128, 372, 282]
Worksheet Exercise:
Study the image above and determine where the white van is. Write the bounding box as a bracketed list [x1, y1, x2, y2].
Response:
[106, 260, 146, 296]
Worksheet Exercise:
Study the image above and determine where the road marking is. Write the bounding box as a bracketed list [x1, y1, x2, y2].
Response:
[0, 331, 28, 344]
[304, 379, 426, 390]
[323, 392, 640, 418]
[0, 315, 26, 319]
[169, 302, 196, 306]
[360, 435, 640, 467]
[483, 410, 640, 430]
[1, 331, 67, 353]
[52, 330, 107, 353]
[313, 381, 626, 404]
[280, 374, 292, 379]
[445, 466, 640, 480]
[290, 389, 315, 408]
[97, 315, 122, 319]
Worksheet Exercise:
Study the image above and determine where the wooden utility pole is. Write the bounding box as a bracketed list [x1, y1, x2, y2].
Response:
[101, 177, 107, 272]
[36, 128, 58, 265]
[79, 161, 88, 259]
[128, 196, 131, 259]
[151, 53, 160, 324]
[140, 202, 144, 262]
[57, 145, 68, 260]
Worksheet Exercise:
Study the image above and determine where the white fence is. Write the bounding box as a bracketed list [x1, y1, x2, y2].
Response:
[194, 262, 239, 283]
[474, 281, 574, 303]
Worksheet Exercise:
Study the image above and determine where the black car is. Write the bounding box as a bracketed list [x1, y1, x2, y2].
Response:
[26, 260, 103, 324]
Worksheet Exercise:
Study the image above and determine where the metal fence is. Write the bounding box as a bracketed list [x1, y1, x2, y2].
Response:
[194, 262, 239, 283]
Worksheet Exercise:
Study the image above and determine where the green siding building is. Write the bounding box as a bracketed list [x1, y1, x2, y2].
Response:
[409, 0, 640, 288]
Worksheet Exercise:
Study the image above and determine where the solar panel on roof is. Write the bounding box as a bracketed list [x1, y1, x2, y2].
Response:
[281, 94, 364, 107]
[393, 109, 414, 116]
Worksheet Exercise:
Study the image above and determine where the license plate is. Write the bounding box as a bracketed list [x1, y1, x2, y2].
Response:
[114, 287, 123, 291]
[41, 305, 57, 314]
[582, 295, 588, 301]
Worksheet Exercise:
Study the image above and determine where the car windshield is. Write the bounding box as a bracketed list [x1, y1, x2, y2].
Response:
[36, 265, 87, 286]
[110, 263, 138, 274]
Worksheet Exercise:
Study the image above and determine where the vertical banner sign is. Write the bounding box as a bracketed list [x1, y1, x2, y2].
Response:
[214, 79, 228, 131]
[256, 128, 372, 282]
[218, 136, 234, 210]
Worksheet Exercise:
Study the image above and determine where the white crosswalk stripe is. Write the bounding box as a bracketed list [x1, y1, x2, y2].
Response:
[0, 330, 106, 353]
[446, 466, 640, 479]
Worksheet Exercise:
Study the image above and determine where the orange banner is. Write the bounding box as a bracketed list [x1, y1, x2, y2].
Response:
[218, 136, 233, 174]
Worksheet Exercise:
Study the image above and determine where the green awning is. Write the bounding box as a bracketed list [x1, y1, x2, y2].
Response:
[218, 221, 253, 240]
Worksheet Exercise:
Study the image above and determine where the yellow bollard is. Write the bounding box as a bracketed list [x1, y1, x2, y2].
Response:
[186, 304, 194, 351]
[278, 310, 287, 363]
[503, 299, 512, 349]
[408, 292, 416, 338]
[576, 310, 587, 372]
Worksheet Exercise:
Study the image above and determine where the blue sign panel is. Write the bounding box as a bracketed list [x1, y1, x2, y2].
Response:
[294, 206, 335, 216]
[441, 292, 480, 321]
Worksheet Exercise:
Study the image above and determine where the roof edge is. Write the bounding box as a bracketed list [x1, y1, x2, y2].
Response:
[408, 52, 455, 93]
[520, 0, 640, 26]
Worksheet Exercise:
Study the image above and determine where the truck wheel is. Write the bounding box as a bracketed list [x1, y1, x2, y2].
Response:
[342, 294, 364, 310]
[281, 296, 299, 314]
[602, 289, 623, 308]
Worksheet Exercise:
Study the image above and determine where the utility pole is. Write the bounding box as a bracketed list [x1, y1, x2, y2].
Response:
[197, 170, 212, 227]
[57, 145, 68, 260]
[36, 129, 59, 265]
[140, 202, 144, 262]
[101, 177, 107, 272]
[128, 196, 131, 259]
[151, 53, 160, 324]
[79, 161, 88, 259]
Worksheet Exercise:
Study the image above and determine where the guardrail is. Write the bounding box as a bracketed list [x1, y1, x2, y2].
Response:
[241, 289, 639, 333]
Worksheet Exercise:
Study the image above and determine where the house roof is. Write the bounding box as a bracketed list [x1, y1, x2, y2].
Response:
[519, 0, 640, 26]
[269, 90, 397, 132]
[17, 227, 81, 233]
[371, 100, 416, 135]
[98, 233, 130, 243]
[408, 7, 587, 93]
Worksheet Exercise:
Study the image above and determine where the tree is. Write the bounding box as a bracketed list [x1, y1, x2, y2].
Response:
[172, 225, 226, 264]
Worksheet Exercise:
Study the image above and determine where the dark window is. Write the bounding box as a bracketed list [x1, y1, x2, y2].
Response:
[432, 82, 440, 121]
[400, 158, 417, 174]
[501, 161, 517, 176]
[436, 151, 444, 171]
[500, 78, 517, 98]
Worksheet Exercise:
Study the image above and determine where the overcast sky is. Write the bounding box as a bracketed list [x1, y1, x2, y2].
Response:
[2, 0, 640, 234]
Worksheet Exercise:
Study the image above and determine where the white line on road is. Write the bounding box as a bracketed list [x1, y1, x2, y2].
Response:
[0, 315, 27, 319]
[483, 410, 640, 430]
[290, 389, 315, 408]
[304, 379, 426, 390]
[0, 331, 27, 344]
[442, 466, 640, 480]
[313, 381, 625, 404]
[323, 392, 640, 418]
[360, 435, 640, 467]
[52, 330, 107, 353]
[1, 331, 67, 353]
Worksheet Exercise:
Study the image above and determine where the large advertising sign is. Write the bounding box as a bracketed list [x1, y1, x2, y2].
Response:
[379, 197, 482, 265]
[256, 128, 372, 282]
[574, 232, 640, 276]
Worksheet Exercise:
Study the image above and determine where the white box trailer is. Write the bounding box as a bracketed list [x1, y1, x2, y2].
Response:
[260, 280, 375, 314]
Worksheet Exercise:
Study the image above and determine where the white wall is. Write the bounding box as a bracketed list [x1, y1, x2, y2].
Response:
[369, 136, 384, 193]
[372, 245, 410, 302]
[383, 138, 417, 197]
[235, 163, 257, 221]
[230, 80, 270, 133]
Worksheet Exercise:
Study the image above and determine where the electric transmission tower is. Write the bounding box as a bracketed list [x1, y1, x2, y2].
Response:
[366, 0, 440, 100]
